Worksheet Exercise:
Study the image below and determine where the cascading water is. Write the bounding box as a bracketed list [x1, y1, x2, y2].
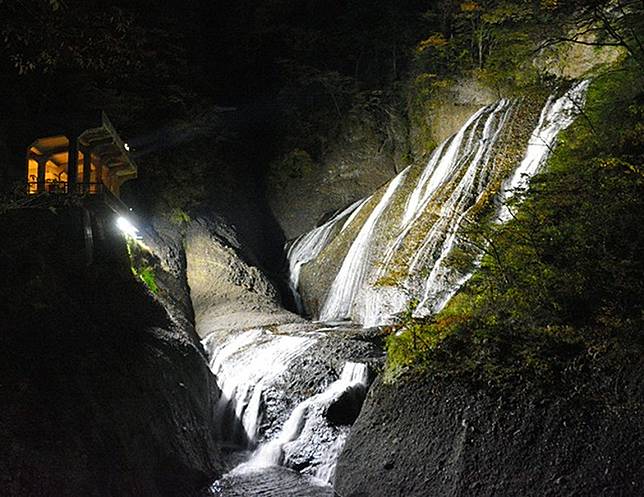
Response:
[411, 81, 590, 317]
[203, 324, 375, 493]
[204, 329, 317, 447]
[290, 82, 589, 326]
[323, 99, 515, 325]
[287, 199, 366, 313]
[496, 80, 590, 223]
[204, 81, 590, 496]
[319, 170, 410, 322]
[232, 362, 369, 485]
[359, 99, 516, 324]
[408, 98, 516, 317]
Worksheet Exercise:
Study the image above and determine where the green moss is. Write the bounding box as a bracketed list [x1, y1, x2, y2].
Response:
[136, 266, 159, 294]
[385, 58, 644, 388]
[126, 239, 161, 295]
[169, 207, 191, 226]
[377, 94, 545, 289]
[375, 268, 408, 287]
[405, 73, 446, 158]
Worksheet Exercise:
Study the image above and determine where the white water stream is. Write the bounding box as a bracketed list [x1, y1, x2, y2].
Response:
[287, 199, 366, 313]
[287, 81, 589, 326]
[360, 98, 515, 324]
[496, 80, 590, 222]
[204, 327, 370, 489]
[319, 170, 409, 322]
[204, 81, 590, 495]
[232, 362, 368, 485]
[204, 329, 317, 446]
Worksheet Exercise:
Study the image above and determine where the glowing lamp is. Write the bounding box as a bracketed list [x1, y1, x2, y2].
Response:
[116, 216, 141, 239]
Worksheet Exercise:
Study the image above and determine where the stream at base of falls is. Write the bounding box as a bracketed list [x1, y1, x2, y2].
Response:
[207, 467, 335, 497]
[200, 323, 380, 496]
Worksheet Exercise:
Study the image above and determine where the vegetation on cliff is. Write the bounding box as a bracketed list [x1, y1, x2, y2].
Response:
[1, 2, 641, 382]
[386, 59, 644, 387]
[2, 2, 639, 233]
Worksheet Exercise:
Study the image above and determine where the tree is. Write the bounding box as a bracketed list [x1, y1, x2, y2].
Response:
[536, 0, 644, 68]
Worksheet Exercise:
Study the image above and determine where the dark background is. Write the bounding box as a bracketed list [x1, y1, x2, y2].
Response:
[0, 0, 433, 270]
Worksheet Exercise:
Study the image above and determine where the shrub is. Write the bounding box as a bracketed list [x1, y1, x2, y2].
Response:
[386, 59, 644, 387]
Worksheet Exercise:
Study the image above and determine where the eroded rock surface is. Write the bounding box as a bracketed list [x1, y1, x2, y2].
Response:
[335, 372, 644, 497]
[185, 217, 301, 336]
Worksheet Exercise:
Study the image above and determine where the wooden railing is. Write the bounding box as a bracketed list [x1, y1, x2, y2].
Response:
[24, 180, 132, 217]
[27, 182, 106, 195]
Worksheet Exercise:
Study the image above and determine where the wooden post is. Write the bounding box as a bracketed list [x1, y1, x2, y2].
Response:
[95, 159, 103, 193]
[37, 156, 46, 193]
[82, 146, 92, 193]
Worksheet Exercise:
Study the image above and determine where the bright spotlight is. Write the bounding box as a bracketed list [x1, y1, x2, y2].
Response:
[116, 216, 141, 239]
[124, 142, 130, 151]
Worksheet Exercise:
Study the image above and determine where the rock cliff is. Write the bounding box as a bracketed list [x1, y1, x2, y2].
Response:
[0, 208, 223, 497]
[335, 371, 644, 497]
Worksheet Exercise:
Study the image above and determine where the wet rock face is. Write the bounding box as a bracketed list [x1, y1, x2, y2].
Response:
[267, 108, 405, 240]
[426, 78, 497, 145]
[202, 322, 384, 484]
[324, 384, 366, 426]
[203, 467, 334, 497]
[533, 30, 625, 80]
[263, 327, 383, 444]
[185, 217, 301, 337]
[335, 373, 644, 497]
[0, 209, 223, 497]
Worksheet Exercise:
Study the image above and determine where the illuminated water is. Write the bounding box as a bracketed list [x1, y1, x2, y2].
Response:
[291, 83, 589, 326]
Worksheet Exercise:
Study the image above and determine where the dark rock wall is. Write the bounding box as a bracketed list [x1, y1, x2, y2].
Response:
[126, 133, 288, 276]
[335, 372, 644, 497]
[267, 111, 403, 240]
[0, 208, 222, 497]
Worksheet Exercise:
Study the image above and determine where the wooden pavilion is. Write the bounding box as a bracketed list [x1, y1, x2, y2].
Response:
[26, 112, 136, 198]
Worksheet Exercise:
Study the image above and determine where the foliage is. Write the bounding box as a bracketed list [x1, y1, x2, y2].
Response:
[411, 1, 573, 91]
[0, 0, 193, 81]
[136, 266, 159, 294]
[0, 0, 207, 148]
[408, 0, 644, 93]
[126, 239, 160, 295]
[536, 0, 644, 68]
[386, 60, 644, 386]
[169, 208, 192, 226]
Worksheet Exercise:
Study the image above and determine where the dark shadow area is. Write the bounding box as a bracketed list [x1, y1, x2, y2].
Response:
[0, 207, 223, 497]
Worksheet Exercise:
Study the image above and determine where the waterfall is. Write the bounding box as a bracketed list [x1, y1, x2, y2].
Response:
[319, 170, 409, 322]
[232, 362, 369, 485]
[202, 81, 591, 494]
[286, 199, 366, 313]
[204, 325, 372, 490]
[203, 329, 316, 447]
[412, 81, 590, 317]
[358, 99, 515, 325]
[496, 80, 590, 223]
[290, 82, 589, 327]
[408, 99, 515, 317]
[400, 106, 487, 229]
